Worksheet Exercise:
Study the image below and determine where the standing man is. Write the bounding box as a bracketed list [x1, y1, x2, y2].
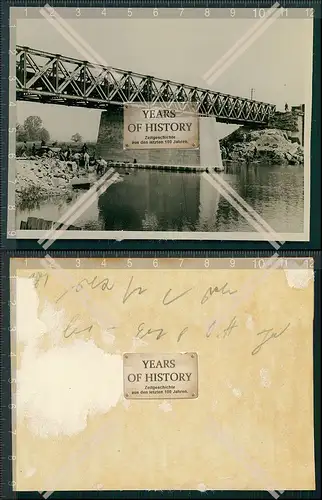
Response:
[84, 151, 90, 170]
[73, 152, 81, 168]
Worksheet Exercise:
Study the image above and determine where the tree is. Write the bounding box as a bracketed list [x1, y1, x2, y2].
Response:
[16, 123, 28, 142]
[16, 116, 51, 143]
[23, 116, 43, 141]
[71, 132, 83, 143]
[39, 128, 50, 143]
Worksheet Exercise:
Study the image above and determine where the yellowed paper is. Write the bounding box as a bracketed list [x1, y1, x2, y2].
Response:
[11, 258, 315, 492]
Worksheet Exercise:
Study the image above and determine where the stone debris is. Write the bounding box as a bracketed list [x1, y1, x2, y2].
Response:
[220, 127, 304, 166]
[15, 157, 94, 201]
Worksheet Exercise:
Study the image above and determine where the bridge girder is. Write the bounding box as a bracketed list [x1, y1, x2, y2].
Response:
[15, 46, 276, 125]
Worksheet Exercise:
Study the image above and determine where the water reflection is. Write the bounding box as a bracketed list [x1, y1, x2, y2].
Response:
[16, 164, 304, 234]
[97, 169, 200, 231]
[197, 174, 221, 231]
[214, 163, 304, 233]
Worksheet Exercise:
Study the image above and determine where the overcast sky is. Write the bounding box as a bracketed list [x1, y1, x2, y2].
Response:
[15, 12, 313, 141]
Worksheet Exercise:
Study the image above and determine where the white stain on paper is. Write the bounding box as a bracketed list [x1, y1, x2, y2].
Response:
[212, 400, 218, 410]
[24, 467, 36, 478]
[15, 277, 123, 438]
[260, 368, 271, 388]
[39, 301, 67, 348]
[284, 268, 314, 289]
[232, 388, 242, 398]
[158, 400, 172, 412]
[197, 483, 208, 492]
[132, 336, 148, 351]
[121, 396, 131, 410]
[101, 330, 116, 345]
[246, 315, 254, 331]
[16, 278, 47, 347]
[94, 483, 104, 490]
[227, 380, 242, 398]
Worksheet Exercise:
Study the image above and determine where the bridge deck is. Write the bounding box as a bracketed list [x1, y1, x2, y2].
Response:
[15, 46, 276, 125]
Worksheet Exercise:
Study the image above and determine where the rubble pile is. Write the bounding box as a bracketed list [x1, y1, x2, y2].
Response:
[15, 157, 91, 204]
[221, 128, 304, 166]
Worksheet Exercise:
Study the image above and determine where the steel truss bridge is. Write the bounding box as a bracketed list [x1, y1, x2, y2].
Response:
[15, 46, 276, 125]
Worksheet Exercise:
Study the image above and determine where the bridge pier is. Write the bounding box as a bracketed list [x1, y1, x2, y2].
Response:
[290, 105, 305, 146]
[199, 117, 223, 169]
[97, 106, 223, 168]
[96, 105, 200, 166]
[268, 104, 305, 146]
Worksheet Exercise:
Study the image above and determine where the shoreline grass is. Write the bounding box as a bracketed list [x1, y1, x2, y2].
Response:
[16, 183, 73, 212]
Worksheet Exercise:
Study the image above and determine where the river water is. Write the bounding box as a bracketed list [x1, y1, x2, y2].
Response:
[16, 163, 304, 234]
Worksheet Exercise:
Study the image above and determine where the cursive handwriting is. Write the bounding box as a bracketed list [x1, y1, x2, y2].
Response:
[206, 316, 238, 339]
[74, 276, 114, 293]
[177, 326, 189, 342]
[135, 318, 239, 343]
[251, 323, 291, 355]
[63, 315, 94, 339]
[122, 276, 147, 304]
[56, 275, 114, 303]
[201, 282, 237, 305]
[136, 322, 189, 343]
[216, 316, 238, 339]
[54, 273, 237, 309]
[162, 287, 193, 306]
[136, 322, 167, 340]
[29, 271, 49, 289]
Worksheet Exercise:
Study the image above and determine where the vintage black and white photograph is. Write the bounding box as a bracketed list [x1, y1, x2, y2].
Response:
[8, 6, 313, 240]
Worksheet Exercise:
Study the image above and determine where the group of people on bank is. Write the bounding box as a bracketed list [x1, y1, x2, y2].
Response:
[59, 143, 91, 169]
[26, 141, 109, 176]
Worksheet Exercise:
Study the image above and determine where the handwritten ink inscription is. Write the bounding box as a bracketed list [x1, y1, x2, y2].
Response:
[50, 273, 238, 308]
[28, 271, 291, 355]
[123, 352, 198, 400]
[252, 323, 291, 355]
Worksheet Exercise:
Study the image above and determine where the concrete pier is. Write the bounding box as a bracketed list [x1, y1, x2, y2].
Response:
[290, 105, 305, 146]
[199, 117, 223, 169]
[97, 105, 200, 166]
[268, 104, 305, 146]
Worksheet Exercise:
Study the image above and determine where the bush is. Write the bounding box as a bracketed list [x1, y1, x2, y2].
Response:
[16, 184, 46, 211]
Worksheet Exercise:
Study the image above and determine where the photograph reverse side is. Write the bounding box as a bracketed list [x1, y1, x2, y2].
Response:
[8, 6, 314, 241]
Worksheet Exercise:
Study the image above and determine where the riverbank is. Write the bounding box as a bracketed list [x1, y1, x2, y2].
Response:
[16, 162, 304, 234]
[15, 157, 91, 210]
[16, 140, 96, 157]
[220, 127, 304, 165]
